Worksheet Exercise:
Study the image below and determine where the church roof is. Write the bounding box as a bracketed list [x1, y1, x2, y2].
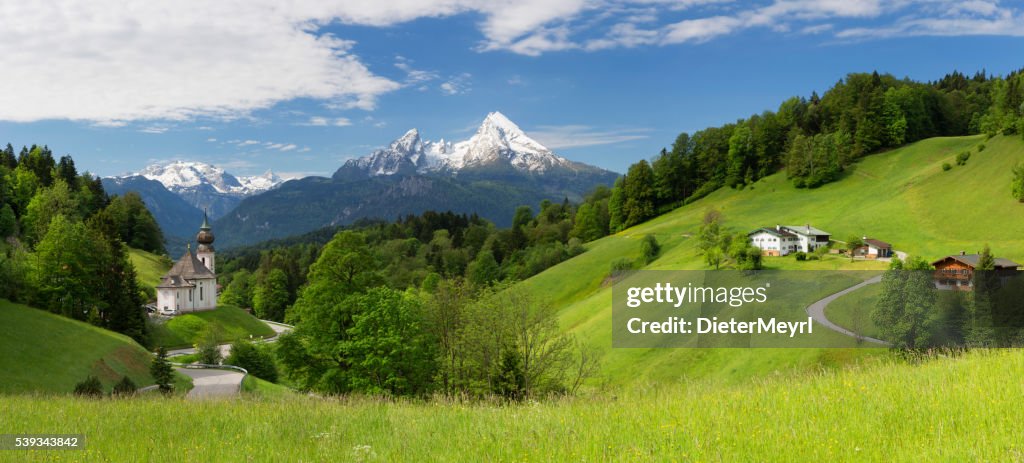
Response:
[156, 249, 215, 289]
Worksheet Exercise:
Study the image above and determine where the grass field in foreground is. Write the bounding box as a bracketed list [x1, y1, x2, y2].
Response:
[3, 350, 1022, 461]
[0, 299, 156, 394]
[148, 305, 276, 349]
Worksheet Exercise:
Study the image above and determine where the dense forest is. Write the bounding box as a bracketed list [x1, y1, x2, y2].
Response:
[0, 144, 165, 343]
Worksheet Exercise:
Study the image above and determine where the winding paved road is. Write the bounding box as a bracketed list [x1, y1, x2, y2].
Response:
[168, 319, 293, 399]
[177, 368, 246, 399]
[805, 275, 891, 346]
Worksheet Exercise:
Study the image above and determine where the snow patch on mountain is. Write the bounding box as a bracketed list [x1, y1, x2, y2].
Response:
[123, 161, 286, 196]
[340, 112, 579, 177]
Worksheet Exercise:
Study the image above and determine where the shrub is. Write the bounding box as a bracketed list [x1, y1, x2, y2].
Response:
[226, 340, 279, 383]
[609, 258, 634, 278]
[942, 163, 952, 171]
[640, 235, 661, 264]
[112, 376, 137, 396]
[794, 252, 807, 261]
[955, 151, 971, 166]
[73, 376, 104, 397]
[978, 143, 986, 152]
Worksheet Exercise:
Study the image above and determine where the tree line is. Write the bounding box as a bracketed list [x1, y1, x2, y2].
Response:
[606, 69, 1024, 234]
[0, 144, 165, 343]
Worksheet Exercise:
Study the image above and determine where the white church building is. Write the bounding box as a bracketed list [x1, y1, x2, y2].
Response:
[156, 213, 217, 315]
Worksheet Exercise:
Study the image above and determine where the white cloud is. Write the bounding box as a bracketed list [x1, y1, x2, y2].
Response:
[139, 126, 169, 134]
[206, 137, 217, 142]
[239, 140, 260, 146]
[6, 0, 1022, 126]
[279, 144, 298, 151]
[0, 1, 402, 123]
[529, 125, 651, 149]
[440, 73, 473, 95]
[395, 56, 440, 85]
[303, 116, 352, 127]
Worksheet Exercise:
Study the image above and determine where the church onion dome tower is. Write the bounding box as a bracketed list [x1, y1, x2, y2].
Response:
[196, 210, 215, 252]
[195, 209, 216, 274]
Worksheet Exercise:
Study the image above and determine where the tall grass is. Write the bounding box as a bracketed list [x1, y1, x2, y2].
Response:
[4, 350, 1023, 461]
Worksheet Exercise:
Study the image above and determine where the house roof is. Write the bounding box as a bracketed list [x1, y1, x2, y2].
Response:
[156, 275, 196, 289]
[931, 254, 1021, 269]
[864, 238, 892, 249]
[748, 227, 797, 238]
[782, 225, 830, 236]
[157, 249, 215, 289]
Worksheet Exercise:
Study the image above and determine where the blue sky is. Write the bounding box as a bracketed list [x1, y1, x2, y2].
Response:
[2, 0, 1024, 178]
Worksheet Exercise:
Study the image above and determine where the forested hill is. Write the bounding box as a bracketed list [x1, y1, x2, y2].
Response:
[600, 69, 1024, 235]
[0, 144, 166, 344]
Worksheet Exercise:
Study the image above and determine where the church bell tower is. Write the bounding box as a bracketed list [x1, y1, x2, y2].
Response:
[195, 210, 216, 273]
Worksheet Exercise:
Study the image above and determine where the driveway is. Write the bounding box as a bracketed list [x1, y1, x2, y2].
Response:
[805, 275, 890, 346]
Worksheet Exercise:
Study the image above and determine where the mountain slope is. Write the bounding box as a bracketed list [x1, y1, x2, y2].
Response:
[334, 112, 604, 179]
[517, 134, 1022, 385]
[102, 175, 204, 240]
[0, 299, 156, 393]
[112, 161, 286, 219]
[216, 112, 618, 248]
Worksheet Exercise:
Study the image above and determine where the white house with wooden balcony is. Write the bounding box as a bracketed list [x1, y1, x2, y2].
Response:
[749, 224, 831, 256]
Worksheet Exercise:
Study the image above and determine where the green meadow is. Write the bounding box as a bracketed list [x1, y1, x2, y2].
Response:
[4, 350, 1023, 462]
[148, 305, 276, 349]
[0, 300, 156, 393]
[128, 248, 170, 290]
[519, 134, 1022, 385]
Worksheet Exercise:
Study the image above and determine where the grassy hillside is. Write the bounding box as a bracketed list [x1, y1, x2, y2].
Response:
[4, 351, 1021, 460]
[518, 134, 1024, 385]
[128, 248, 171, 290]
[0, 300, 156, 393]
[148, 305, 276, 349]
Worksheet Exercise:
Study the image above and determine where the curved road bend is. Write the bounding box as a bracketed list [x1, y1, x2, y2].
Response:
[805, 275, 891, 346]
[168, 320, 293, 399]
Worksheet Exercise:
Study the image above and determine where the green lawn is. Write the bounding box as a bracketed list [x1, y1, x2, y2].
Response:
[515, 135, 1023, 385]
[4, 350, 1022, 461]
[148, 305, 276, 349]
[825, 281, 884, 341]
[128, 248, 171, 290]
[0, 299, 156, 393]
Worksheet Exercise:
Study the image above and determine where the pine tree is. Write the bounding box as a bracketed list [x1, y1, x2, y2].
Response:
[151, 347, 174, 394]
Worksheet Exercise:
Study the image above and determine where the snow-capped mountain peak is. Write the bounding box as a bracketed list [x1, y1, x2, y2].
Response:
[337, 112, 574, 178]
[124, 160, 286, 196]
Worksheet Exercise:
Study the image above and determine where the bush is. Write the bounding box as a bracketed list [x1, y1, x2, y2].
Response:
[112, 376, 137, 396]
[978, 143, 986, 152]
[942, 163, 952, 171]
[640, 235, 661, 264]
[609, 258, 634, 278]
[73, 375, 104, 397]
[794, 252, 807, 261]
[226, 340, 279, 382]
[955, 151, 971, 166]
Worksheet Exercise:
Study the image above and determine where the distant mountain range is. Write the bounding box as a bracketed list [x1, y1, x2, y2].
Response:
[107, 161, 286, 219]
[105, 112, 618, 249]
